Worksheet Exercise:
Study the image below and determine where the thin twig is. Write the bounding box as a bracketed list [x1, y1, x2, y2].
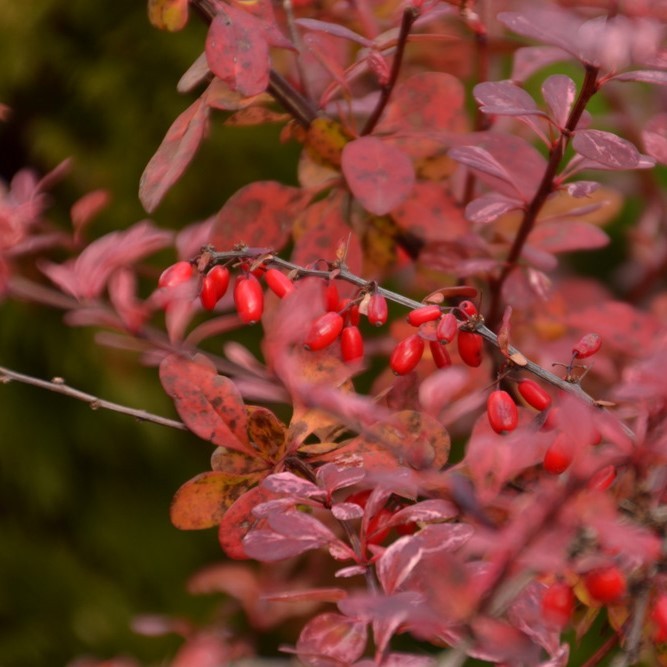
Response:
[361, 7, 420, 136]
[581, 631, 621, 667]
[0, 365, 187, 431]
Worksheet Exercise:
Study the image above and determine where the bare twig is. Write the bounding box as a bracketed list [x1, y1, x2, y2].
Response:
[0, 365, 187, 431]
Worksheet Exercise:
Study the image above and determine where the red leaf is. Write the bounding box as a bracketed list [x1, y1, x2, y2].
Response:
[170, 471, 263, 529]
[296, 612, 367, 667]
[210, 181, 309, 251]
[205, 6, 270, 97]
[341, 137, 415, 215]
[529, 221, 609, 253]
[642, 113, 667, 164]
[139, 98, 208, 213]
[465, 193, 522, 225]
[474, 81, 544, 118]
[159, 354, 253, 454]
[572, 129, 640, 169]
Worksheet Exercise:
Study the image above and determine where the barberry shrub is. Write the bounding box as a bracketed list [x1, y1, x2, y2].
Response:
[3, 0, 667, 665]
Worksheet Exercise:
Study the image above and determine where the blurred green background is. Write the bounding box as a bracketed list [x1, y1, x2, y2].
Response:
[0, 1, 299, 664]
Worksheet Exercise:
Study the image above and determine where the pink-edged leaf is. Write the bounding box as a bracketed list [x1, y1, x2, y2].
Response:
[296, 613, 367, 666]
[205, 6, 270, 96]
[218, 485, 277, 559]
[572, 129, 640, 169]
[474, 80, 544, 117]
[377, 535, 423, 594]
[263, 588, 348, 603]
[563, 181, 600, 198]
[511, 46, 571, 83]
[542, 74, 576, 128]
[414, 523, 475, 555]
[40, 221, 172, 299]
[530, 221, 609, 253]
[170, 471, 263, 529]
[449, 145, 520, 196]
[316, 463, 366, 496]
[267, 509, 338, 543]
[140, 98, 208, 213]
[261, 471, 326, 500]
[296, 18, 372, 46]
[243, 529, 328, 561]
[341, 137, 415, 215]
[465, 193, 522, 224]
[210, 181, 309, 251]
[331, 502, 365, 521]
[642, 113, 667, 164]
[159, 354, 253, 454]
[609, 70, 667, 86]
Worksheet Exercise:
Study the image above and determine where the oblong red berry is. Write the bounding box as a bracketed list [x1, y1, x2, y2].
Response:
[587, 464, 616, 492]
[305, 311, 344, 351]
[572, 333, 601, 359]
[340, 299, 360, 326]
[429, 340, 451, 369]
[390, 334, 424, 375]
[543, 433, 574, 474]
[158, 261, 194, 288]
[436, 313, 458, 344]
[517, 379, 552, 411]
[487, 390, 518, 433]
[458, 300, 478, 318]
[651, 594, 667, 642]
[264, 268, 294, 298]
[541, 582, 575, 629]
[341, 325, 364, 362]
[323, 282, 340, 312]
[584, 566, 626, 604]
[407, 305, 442, 327]
[200, 265, 230, 310]
[457, 331, 483, 367]
[234, 274, 264, 324]
[367, 292, 388, 327]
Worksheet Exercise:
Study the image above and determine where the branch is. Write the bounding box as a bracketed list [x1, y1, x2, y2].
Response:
[361, 7, 420, 136]
[0, 365, 187, 431]
[487, 64, 600, 329]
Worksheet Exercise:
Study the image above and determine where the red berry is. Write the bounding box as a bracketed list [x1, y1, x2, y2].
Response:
[436, 313, 458, 344]
[158, 261, 194, 288]
[407, 305, 442, 327]
[487, 390, 518, 434]
[367, 292, 388, 327]
[234, 274, 264, 324]
[458, 300, 478, 318]
[200, 265, 230, 310]
[541, 582, 575, 629]
[341, 326, 364, 362]
[264, 268, 294, 298]
[324, 282, 340, 312]
[543, 433, 574, 474]
[651, 594, 667, 643]
[305, 311, 344, 351]
[587, 464, 616, 492]
[429, 340, 451, 369]
[517, 379, 552, 411]
[584, 566, 626, 604]
[390, 334, 425, 375]
[457, 331, 483, 367]
[340, 299, 360, 326]
[572, 333, 601, 359]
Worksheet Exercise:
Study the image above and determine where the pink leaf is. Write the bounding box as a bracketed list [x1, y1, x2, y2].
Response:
[465, 193, 523, 224]
[243, 529, 330, 561]
[261, 472, 325, 500]
[610, 70, 667, 85]
[530, 221, 609, 253]
[296, 613, 367, 667]
[296, 18, 372, 46]
[205, 6, 270, 96]
[448, 145, 518, 193]
[263, 588, 348, 603]
[139, 98, 208, 213]
[511, 46, 571, 83]
[331, 502, 364, 521]
[642, 113, 667, 164]
[541, 75, 576, 129]
[341, 137, 415, 215]
[316, 463, 366, 496]
[474, 81, 544, 118]
[377, 536, 424, 594]
[572, 129, 640, 169]
[177, 51, 210, 93]
[70, 189, 111, 238]
[563, 181, 600, 198]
